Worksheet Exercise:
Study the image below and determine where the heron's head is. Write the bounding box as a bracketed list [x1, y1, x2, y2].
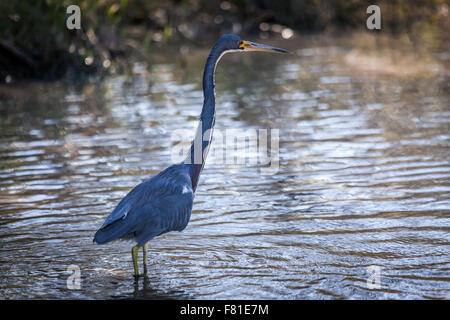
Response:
[218, 34, 291, 54]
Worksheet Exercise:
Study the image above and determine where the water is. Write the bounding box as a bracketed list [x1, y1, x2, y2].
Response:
[0, 34, 449, 299]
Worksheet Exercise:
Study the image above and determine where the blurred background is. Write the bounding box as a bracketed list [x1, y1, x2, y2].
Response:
[0, 0, 449, 81]
[0, 1, 449, 299]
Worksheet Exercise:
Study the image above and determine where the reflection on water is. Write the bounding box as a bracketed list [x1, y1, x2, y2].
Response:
[0, 33, 449, 299]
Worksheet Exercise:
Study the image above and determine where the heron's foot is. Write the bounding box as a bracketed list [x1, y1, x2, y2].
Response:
[143, 266, 148, 275]
[143, 242, 149, 276]
[131, 245, 141, 277]
[133, 273, 150, 279]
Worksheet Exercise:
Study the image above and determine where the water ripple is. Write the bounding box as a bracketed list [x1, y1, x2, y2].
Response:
[0, 40, 449, 299]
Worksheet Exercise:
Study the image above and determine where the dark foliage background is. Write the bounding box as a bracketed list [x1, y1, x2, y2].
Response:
[0, 0, 448, 80]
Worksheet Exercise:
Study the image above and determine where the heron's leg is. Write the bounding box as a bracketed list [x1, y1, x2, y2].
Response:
[143, 242, 149, 275]
[131, 245, 141, 277]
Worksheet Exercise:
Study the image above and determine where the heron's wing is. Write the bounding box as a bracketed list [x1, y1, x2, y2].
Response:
[130, 190, 194, 245]
[99, 180, 148, 230]
[94, 179, 194, 245]
[98, 163, 192, 231]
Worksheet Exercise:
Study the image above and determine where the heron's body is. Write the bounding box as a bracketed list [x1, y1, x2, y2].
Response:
[94, 163, 193, 246]
[93, 34, 289, 277]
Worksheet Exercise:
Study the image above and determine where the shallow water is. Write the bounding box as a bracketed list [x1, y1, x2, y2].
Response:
[0, 34, 449, 299]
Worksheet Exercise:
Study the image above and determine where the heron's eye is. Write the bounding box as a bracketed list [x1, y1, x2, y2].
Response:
[238, 40, 244, 49]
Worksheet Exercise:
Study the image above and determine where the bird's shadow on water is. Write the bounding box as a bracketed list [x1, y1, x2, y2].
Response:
[113, 276, 191, 300]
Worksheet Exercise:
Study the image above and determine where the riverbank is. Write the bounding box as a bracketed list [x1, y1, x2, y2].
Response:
[1, 1, 448, 83]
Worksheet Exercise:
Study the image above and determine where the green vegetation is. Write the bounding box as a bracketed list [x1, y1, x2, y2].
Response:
[0, 0, 448, 81]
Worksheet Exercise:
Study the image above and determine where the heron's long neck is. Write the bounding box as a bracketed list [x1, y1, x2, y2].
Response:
[185, 45, 226, 191]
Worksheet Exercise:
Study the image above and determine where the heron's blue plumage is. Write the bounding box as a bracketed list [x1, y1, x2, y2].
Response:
[94, 35, 243, 247]
[94, 163, 193, 246]
[94, 35, 244, 247]
[93, 34, 290, 276]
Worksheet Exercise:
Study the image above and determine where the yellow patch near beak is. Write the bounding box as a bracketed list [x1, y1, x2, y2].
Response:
[239, 40, 250, 50]
[239, 40, 291, 54]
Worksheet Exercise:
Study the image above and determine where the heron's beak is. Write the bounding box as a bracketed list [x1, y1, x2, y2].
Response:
[239, 40, 291, 54]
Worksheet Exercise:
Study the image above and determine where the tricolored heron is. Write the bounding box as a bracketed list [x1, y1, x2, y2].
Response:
[93, 34, 290, 277]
